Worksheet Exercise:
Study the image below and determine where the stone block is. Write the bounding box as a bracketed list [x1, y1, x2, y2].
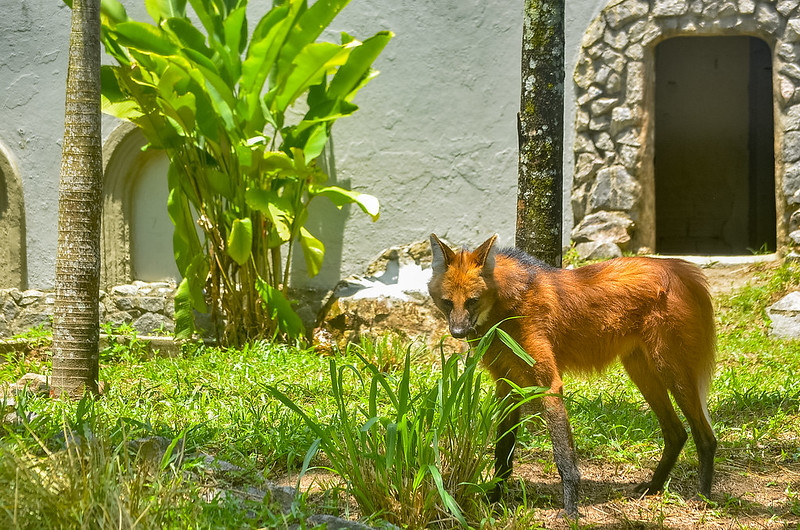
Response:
[589, 98, 619, 118]
[783, 131, 800, 164]
[589, 116, 611, 132]
[594, 132, 615, 152]
[653, 0, 689, 17]
[583, 17, 605, 47]
[604, 0, 650, 29]
[756, 3, 781, 33]
[134, 296, 166, 314]
[778, 0, 799, 17]
[588, 166, 641, 212]
[575, 240, 623, 260]
[737, 0, 755, 14]
[785, 162, 800, 200]
[13, 310, 51, 334]
[115, 297, 134, 311]
[574, 153, 603, 184]
[768, 291, 800, 339]
[790, 208, 800, 231]
[112, 284, 139, 296]
[571, 210, 635, 246]
[106, 311, 134, 326]
[18, 290, 44, 307]
[133, 313, 174, 335]
[571, 184, 590, 221]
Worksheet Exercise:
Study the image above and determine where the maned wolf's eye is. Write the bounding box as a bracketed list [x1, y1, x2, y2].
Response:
[441, 299, 453, 311]
[465, 298, 480, 310]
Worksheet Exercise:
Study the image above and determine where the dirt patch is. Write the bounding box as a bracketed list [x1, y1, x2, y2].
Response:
[506, 450, 800, 529]
[702, 261, 778, 299]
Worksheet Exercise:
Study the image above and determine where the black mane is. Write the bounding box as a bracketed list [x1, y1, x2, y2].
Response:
[497, 247, 556, 271]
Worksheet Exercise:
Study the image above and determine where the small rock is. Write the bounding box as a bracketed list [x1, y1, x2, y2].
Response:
[317, 240, 463, 352]
[132, 313, 174, 335]
[571, 210, 635, 247]
[134, 296, 166, 314]
[12, 373, 49, 395]
[200, 453, 244, 474]
[305, 514, 375, 530]
[19, 290, 45, 307]
[266, 485, 297, 514]
[575, 240, 623, 260]
[115, 297, 134, 311]
[111, 285, 139, 297]
[768, 292, 800, 339]
[131, 436, 185, 471]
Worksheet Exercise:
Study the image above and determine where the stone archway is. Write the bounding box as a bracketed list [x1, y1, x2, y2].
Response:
[0, 141, 26, 288]
[571, 0, 800, 258]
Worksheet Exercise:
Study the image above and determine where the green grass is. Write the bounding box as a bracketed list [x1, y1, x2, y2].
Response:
[3, 261, 800, 527]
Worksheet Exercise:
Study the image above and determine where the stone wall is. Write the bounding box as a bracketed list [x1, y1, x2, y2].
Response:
[572, 0, 800, 258]
[0, 281, 176, 338]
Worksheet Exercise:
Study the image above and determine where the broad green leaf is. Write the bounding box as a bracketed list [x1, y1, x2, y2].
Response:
[328, 31, 393, 101]
[101, 0, 129, 24]
[157, 64, 197, 131]
[240, 4, 292, 124]
[113, 21, 179, 56]
[173, 253, 209, 339]
[301, 124, 328, 162]
[167, 175, 202, 274]
[227, 217, 253, 266]
[101, 67, 145, 120]
[223, 5, 247, 56]
[184, 252, 210, 311]
[299, 227, 324, 277]
[145, 0, 187, 22]
[255, 277, 305, 338]
[272, 42, 353, 112]
[245, 189, 294, 241]
[187, 0, 224, 47]
[207, 169, 234, 199]
[164, 18, 211, 56]
[311, 185, 380, 221]
[276, 0, 351, 84]
[263, 151, 295, 171]
[173, 277, 195, 340]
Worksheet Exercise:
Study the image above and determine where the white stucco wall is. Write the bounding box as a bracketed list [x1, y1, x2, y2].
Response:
[1, 0, 607, 290]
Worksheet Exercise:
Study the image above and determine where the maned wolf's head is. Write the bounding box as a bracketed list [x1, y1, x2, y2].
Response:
[428, 233, 498, 339]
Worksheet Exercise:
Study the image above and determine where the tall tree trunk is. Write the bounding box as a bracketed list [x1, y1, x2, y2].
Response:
[516, 0, 565, 268]
[51, 0, 103, 399]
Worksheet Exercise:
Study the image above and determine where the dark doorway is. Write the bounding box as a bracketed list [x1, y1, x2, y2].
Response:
[655, 36, 775, 254]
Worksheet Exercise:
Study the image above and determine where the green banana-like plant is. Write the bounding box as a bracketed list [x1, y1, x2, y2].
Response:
[100, 0, 390, 344]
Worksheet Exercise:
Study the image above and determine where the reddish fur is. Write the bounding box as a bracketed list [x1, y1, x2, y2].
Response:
[480, 255, 715, 386]
[428, 234, 717, 516]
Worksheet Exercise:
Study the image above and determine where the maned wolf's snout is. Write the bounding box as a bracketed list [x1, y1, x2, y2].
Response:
[448, 310, 472, 338]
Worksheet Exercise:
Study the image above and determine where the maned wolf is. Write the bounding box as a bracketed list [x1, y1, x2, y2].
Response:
[427, 233, 716, 517]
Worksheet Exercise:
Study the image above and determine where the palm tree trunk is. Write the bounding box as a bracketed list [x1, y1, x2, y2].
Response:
[516, 0, 565, 268]
[51, 0, 103, 399]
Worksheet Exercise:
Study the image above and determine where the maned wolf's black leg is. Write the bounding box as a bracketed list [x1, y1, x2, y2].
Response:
[542, 394, 581, 518]
[669, 375, 717, 498]
[622, 350, 688, 494]
[489, 382, 520, 502]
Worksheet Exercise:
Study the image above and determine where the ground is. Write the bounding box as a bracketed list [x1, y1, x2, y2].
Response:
[276, 259, 800, 529]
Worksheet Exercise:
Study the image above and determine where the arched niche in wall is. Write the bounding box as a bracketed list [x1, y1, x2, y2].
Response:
[0, 141, 27, 289]
[102, 122, 177, 288]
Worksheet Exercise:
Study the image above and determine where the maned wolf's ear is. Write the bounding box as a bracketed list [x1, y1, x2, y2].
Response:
[474, 234, 498, 275]
[430, 233, 455, 275]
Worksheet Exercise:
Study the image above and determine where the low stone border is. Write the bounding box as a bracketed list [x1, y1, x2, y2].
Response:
[0, 281, 178, 339]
